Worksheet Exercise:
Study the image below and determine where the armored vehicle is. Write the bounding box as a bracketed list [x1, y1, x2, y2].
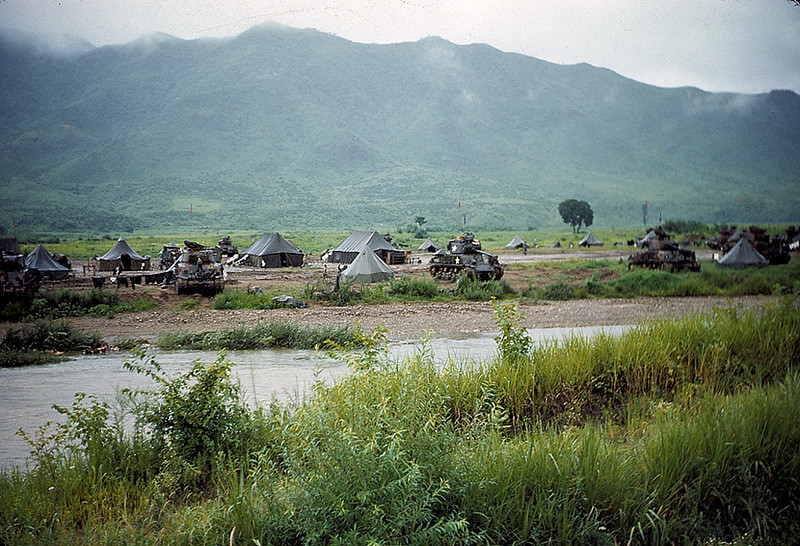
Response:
[628, 240, 700, 272]
[1, 251, 40, 293]
[429, 233, 504, 281]
[157, 243, 182, 269]
[217, 236, 238, 258]
[172, 241, 226, 294]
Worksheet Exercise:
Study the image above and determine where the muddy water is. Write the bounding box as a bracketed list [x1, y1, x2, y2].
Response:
[1, 325, 631, 469]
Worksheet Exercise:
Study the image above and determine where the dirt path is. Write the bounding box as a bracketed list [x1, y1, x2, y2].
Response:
[64, 295, 776, 344]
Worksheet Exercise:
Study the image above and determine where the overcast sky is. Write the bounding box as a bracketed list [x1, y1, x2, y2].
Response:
[1, 0, 799, 94]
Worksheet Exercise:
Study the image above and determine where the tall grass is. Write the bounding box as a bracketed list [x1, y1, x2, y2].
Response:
[2, 299, 799, 544]
[212, 288, 284, 310]
[156, 320, 358, 350]
[2, 288, 159, 322]
[1, 319, 104, 367]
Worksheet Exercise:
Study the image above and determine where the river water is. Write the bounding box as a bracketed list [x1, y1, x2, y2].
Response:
[1, 325, 631, 469]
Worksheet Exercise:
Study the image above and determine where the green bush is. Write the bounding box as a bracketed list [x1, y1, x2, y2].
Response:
[456, 276, 515, 301]
[388, 276, 439, 299]
[124, 351, 260, 486]
[157, 321, 358, 351]
[1, 319, 103, 354]
[213, 288, 282, 310]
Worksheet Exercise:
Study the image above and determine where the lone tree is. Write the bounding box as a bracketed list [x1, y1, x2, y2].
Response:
[558, 199, 594, 233]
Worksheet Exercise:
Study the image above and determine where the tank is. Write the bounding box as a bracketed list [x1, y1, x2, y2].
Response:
[0, 250, 40, 293]
[157, 243, 182, 270]
[628, 240, 700, 272]
[429, 233, 504, 281]
[217, 236, 238, 258]
[172, 241, 226, 294]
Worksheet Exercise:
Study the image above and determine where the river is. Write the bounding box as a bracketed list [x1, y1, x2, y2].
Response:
[1, 325, 631, 469]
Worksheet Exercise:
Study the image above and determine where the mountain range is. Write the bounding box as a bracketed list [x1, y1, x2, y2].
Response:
[1, 23, 798, 234]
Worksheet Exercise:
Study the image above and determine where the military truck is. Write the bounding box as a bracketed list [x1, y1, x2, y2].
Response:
[429, 233, 504, 281]
[172, 241, 226, 294]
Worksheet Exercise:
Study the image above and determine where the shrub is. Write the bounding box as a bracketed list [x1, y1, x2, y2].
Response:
[157, 321, 358, 351]
[124, 351, 259, 485]
[388, 276, 439, 299]
[456, 276, 515, 301]
[1, 319, 103, 354]
[213, 289, 282, 310]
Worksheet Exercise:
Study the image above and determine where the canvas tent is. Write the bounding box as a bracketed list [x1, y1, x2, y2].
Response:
[340, 247, 395, 283]
[417, 238, 440, 252]
[328, 231, 405, 264]
[239, 233, 303, 268]
[506, 235, 528, 250]
[716, 238, 768, 269]
[25, 244, 69, 279]
[578, 232, 603, 247]
[96, 237, 149, 271]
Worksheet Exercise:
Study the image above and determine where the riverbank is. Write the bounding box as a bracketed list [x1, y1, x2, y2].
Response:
[62, 295, 777, 343]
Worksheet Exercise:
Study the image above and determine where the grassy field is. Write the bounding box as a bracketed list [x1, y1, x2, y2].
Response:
[17, 227, 670, 259]
[1, 299, 798, 544]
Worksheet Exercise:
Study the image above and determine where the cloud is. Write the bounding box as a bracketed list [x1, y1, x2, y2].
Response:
[0, 0, 798, 93]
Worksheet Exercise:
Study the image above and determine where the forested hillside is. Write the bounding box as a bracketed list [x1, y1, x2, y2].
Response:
[1, 24, 798, 233]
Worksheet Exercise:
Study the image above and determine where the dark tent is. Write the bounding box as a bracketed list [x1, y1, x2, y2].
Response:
[551, 241, 562, 248]
[716, 238, 768, 269]
[340, 247, 395, 283]
[417, 238, 440, 252]
[578, 232, 604, 247]
[25, 244, 70, 279]
[239, 233, 303, 268]
[96, 237, 149, 271]
[328, 231, 405, 264]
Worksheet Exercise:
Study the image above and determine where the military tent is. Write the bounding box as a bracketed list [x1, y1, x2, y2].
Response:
[716, 238, 768, 269]
[25, 244, 70, 279]
[417, 238, 440, 252]
[506, 235, 528, 250]
[96, 237, 149, 271]
[329, 231, 405, 264]
[239, 233, 303, 268]
[340, 247, 395, 283]
[578, 232, 604, 247]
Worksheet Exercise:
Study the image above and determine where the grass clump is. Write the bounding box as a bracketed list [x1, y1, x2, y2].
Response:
[0, 319, 105, 366]
[157, 320, 358, 350]
[213, 288, 283, 310]
[2, 288, 159, 321]
[388, 276, 440, 299]
[456, 276, 515, 301]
